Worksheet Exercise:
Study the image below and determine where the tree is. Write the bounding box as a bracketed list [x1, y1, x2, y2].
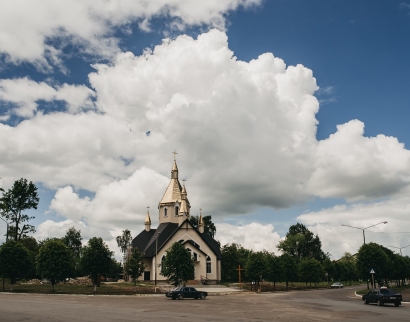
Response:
[245, 251, 268, 289]
[221, 243, 250, 282]
[161, 242, 194, 286]
[356, 242, 390, 288]
[190, 215, 216, 238]
[79, 237, 113, 292]
[0, 178, 39, 241]
[279, 253, 299, 291]
[0, 240, 31, 288]
[277, 223, 327, 262]
[62, 227, 83, 260]
[266, 253, 283, 290]
[126, 248, 145, 288]
[19, 236, 39, 279]
[299, 258, 323, 288]
[116, 229, 133, 281]
[36, 239, 74, 291]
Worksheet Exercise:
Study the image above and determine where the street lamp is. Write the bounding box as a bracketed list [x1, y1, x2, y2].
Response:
[341, 221, 388, 244]
[387, 245, 410, 256]
[154, 231, 161, 290]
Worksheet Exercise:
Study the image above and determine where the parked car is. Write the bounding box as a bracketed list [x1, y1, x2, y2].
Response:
[330, 282, 343, 289]
[362, 288, 402, 307]
[166, 286, 208, 300]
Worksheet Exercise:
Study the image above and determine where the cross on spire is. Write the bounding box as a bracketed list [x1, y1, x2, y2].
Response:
[146, 206, 150, 213]
[172, 150, 178, 161]
[199, 208, 202, 214]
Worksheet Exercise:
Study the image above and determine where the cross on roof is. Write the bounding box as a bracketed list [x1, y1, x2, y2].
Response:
[146, 206, 150, 213]
[172, 150, 178, 160]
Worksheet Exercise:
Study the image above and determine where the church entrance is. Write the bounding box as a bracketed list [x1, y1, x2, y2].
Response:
[144, 271, 151, 281]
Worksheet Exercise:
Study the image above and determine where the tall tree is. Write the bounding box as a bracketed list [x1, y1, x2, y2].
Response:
[36, 239, 74, 291]
[79, 237, 113, 292]
[277, 223, 327, 262]
[126, 248, 145, 288]
[62, 227, 83, 259]
[0, 240, 31, 288]
[190, 215, 216, 238]
[161, 242, 194, 286]
[19, 236, 39, 279]
[0, 178, 39, 241]
[279, 253, 299, 291]
[116, 229, 133, 255]
[221, 243, 250, 282]
[266, 253, 283, 290]
[299, 258, 323, 288]
[245, 251, 268, 288]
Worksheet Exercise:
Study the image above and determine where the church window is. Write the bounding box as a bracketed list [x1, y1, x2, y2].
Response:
[164, 208, 168, 217]
[161, 255, 165, 274]
[175, 206, 179, 216]
[193, 252, 198, 261]
[187, 248, 192, 259]
[206, 256, 212, 274]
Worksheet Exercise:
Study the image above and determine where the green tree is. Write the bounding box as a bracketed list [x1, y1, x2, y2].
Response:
[221, 243, 250, 282]
[190, 215, 217, 238]
[322, 258, 336, 285]
[62, 227, 83, 260]
[161, 242, 194, 286]
[0, 240, 31, 288]
[19, 236, 39, 279]
[279, 253, 299, 291]
[116, 229, 133, 255]
[356, 242, 390, 288]
[36, 239, 74, 291]
[266, 253, 283, 289]
[126, 248, 145, 288]
[277, 223, 327, 262]
[245, 251, 268, 288]
[0, 178, 39, 241]
[299, 258, 323, 288]
[79, 237, 113, 292]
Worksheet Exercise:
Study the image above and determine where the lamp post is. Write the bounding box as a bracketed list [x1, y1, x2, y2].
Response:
[341, 221, 387, 244]
[155, 231, 161, 291]
[387, 245, 410, 256]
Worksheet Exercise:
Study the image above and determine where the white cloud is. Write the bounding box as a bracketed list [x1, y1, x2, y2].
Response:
[307, 120, 410, 200]
[298, 191, 410, 258]
[0, 77, 95, 118]
[215, 222, 281, 254]
[0, 0, 262, 69]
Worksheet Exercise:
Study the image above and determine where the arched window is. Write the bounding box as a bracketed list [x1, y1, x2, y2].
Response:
[206, 256, 212, 274]
[161, 255, 166, 274]
[175, 206, 179, 216]
[164, 208, 168, 217]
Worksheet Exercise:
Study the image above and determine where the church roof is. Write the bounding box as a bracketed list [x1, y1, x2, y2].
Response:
[159, 178, 183, 204]
[131, 219, 221, 259]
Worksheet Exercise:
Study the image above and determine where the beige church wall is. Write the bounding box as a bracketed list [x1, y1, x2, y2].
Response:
[155, 228, 220, 281]
[158, 205, 179, 224]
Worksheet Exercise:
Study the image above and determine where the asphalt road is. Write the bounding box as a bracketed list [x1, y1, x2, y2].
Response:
[0, 286, 408, 322]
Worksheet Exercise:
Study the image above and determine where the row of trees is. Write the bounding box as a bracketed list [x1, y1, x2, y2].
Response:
[221, 224, 410, 289]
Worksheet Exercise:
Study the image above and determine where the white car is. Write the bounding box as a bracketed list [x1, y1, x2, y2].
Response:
[330, 282, 343, 289]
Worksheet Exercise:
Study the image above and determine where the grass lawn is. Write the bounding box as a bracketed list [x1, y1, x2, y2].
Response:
[0, 279, 165, 295]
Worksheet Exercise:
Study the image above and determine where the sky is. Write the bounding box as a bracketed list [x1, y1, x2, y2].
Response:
[1, 0, 410, 259]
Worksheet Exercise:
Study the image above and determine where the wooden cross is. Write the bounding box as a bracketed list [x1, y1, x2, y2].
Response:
[172, 150, 178, 160]
[236, 265, 244, 289]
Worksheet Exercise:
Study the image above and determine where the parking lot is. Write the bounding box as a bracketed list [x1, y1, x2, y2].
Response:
[0, 285, 408, 322]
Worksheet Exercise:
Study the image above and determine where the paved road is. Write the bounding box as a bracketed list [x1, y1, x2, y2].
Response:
[0, 286, 407, 321]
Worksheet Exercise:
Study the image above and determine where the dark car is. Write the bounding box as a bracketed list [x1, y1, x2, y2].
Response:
[362, 288, 402, 307]
[166, 286, 208, 300]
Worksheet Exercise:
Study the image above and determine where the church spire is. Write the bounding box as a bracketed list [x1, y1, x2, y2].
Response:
[171, 150, 178, 179]
[198, 208, 204, 233]
[144, 206, 151, 232]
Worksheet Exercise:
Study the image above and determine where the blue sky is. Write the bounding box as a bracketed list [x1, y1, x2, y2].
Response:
[1, 0, 410, 258]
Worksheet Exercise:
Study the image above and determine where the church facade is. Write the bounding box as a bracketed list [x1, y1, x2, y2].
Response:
[131, 159, 221, 283]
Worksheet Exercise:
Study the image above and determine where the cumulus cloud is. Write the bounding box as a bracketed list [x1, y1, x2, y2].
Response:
[215, 222, 281, 253]
[298, 191, 410, 258]
[0, 0, 262, 70]
[0, 77, 95, 118]
[307, 120, 410, 200]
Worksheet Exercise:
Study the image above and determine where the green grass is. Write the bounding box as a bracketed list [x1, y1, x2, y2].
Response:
[0, 279, 164, 295]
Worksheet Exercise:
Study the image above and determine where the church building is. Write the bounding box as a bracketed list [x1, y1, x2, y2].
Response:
[131, 157, 221, 283]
